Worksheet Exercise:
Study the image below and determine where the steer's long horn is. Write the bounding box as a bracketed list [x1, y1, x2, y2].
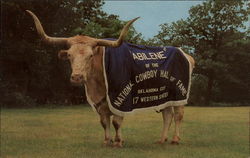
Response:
[26, 10, 69, 46]
[96, 17, 140, 47]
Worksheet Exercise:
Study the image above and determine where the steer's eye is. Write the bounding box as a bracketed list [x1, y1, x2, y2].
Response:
[67, 54, 71, 58]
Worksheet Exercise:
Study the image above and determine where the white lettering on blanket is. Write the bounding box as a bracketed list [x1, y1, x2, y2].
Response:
[113, 70, 187, 107]
[132, 51, 167, 61]
[176, 80, 187, 96]
[114, 81, 134, 107]
[138, 88, 159, 94]
[135, 70, 158, 83]
[160, 70, 170, 79]
[139, 92, 169, 103]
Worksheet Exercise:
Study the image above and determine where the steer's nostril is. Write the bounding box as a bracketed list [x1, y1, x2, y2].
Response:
[71, 74, 83, 82]
[71, 76, 75, 80]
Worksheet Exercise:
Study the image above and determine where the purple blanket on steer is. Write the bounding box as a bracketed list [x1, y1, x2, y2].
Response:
[103, 40, 191, 116]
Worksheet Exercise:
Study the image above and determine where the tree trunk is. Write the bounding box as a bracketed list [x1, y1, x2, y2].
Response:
[205, 75, 214, 106]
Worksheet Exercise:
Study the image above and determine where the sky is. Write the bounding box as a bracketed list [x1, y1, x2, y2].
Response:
[102, 1, 203, 39]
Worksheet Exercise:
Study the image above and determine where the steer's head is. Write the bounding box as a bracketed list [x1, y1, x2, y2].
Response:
[26, 10, 138, 85]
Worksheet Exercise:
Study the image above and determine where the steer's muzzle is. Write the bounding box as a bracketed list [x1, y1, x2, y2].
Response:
[70, 74, 84, 86]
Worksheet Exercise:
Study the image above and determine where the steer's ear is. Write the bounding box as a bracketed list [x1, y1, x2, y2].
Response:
[58, 50, 68, 60]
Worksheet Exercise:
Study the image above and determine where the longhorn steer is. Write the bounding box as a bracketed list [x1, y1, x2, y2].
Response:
[27, 10, 195, 147]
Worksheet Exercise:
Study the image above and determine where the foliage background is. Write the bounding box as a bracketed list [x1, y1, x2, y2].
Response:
[1, 0, 249, 107]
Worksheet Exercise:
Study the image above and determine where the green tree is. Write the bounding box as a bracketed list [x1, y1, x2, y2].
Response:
[1, 0, 99, 106]
[1, 0, 142, 107]
[215, 32, 250, 103]
[73, 13, 143, 44]
[155, 0, 250, 105]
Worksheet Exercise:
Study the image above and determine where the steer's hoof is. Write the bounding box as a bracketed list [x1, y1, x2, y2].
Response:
[171, 136, 180, 145]
[170, 141, 179, 145]
[103, 139, 113, 147]
[113, 141, 124, 148]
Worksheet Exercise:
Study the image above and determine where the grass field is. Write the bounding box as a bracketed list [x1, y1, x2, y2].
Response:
[1, 106, 249, 158]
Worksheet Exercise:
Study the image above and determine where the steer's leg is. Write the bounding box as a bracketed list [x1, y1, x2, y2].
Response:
[157, 107, 174, 144]
[112, 115, 124, 147]
[100, 113, 112, 146]
[171, 105, 184, 145]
